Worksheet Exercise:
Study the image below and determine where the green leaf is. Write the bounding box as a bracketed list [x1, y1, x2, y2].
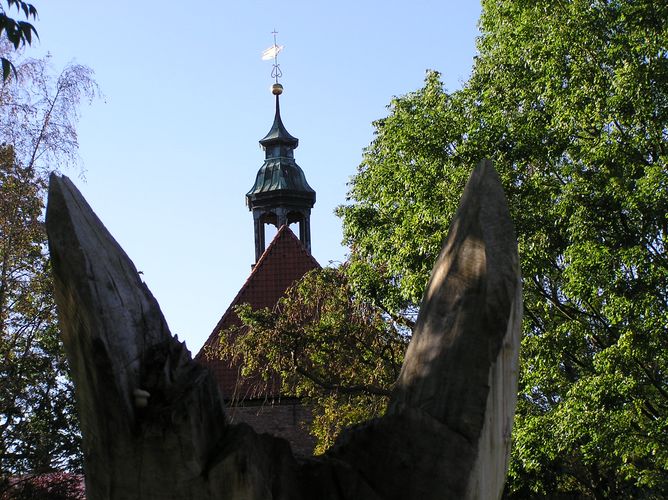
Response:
[1, 57, 14, 81]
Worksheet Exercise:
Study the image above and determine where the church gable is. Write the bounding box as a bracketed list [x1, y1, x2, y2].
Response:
[195, 225, 319, 400]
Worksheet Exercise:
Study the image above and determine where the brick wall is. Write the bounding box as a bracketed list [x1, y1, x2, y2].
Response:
[226, 399, 315, 457]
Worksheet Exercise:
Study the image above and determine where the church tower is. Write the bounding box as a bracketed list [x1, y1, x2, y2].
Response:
[197, 38, 319, 456]
[246, 83, 316, 262]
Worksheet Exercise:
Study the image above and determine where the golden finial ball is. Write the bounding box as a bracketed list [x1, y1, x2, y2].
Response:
[271, 83, 284, 95]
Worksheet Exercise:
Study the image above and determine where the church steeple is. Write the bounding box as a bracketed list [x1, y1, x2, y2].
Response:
[246, 84, 316, 263]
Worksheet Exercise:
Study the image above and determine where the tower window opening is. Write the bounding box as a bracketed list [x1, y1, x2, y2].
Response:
[264, 223, 278, 246]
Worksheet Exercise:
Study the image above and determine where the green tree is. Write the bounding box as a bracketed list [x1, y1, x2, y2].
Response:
[0, 146, 80, 475]
[0, 45, 97, 477]
[340, 0, 668, 497]
[471, 1, 668, 497]
[338, 70, 472, 313]
[218, 267, 408, 453]
[227, 0, 667, 496]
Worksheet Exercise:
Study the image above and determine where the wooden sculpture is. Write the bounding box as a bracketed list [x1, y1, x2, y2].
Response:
[46, 159, 521, 499]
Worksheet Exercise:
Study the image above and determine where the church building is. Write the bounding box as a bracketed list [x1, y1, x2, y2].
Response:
[196, 81, 319, 456]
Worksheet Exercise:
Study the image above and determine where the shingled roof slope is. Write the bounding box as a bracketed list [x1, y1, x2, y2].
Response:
[196, 225, 320, 400]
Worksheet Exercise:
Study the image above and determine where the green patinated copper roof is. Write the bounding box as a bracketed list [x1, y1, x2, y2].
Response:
[259, 96, 299, 148]
[246, 95, 315, 203]
[247, 159, 315, 196]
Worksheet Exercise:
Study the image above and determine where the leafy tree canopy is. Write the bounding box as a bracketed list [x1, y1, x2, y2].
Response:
[339, 0, 667, 496]
[0, 147, 80, 475]
[218, 267, 408, 453]
[470, 1, 668, 496]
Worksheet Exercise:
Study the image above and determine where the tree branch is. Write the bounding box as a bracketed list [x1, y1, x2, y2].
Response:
[295, 366, 392, 397]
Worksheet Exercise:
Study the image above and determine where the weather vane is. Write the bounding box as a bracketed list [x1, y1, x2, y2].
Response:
[261, 30, 284, 95]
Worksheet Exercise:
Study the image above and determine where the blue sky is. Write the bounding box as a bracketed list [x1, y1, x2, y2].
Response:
[28, 1, 482, 352]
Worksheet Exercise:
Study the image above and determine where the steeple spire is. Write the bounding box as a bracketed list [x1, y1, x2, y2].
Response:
[259, 94, 298, 149]
[247, 36, 316, 263]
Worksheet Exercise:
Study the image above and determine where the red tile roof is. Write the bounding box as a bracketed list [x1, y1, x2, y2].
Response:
[196, 225, 320, 400]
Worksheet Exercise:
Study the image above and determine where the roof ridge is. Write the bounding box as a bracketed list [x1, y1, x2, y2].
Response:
[195, 225, 319, 359]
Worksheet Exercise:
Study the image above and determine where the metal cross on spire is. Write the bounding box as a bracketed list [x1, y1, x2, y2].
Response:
[261, 30, 283, 84]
